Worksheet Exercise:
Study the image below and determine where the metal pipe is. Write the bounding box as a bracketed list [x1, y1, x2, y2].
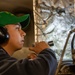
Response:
[55, 30, 73, 75]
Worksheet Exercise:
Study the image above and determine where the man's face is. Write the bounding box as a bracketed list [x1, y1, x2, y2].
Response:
[5, 24, 26, 51]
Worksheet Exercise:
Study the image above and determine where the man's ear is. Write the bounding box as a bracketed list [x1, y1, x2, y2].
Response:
[0, 27, 9, 44]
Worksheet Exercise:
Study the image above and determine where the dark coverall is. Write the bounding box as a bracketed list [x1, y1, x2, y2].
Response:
[0, 46, 57, 75]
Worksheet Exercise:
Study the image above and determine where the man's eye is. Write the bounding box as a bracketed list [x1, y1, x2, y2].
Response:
[15, 25, 22, 30]
[16, 27, 20, 30]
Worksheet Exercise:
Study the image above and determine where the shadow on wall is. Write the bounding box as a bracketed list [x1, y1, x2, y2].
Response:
[12, 47, 33, 59]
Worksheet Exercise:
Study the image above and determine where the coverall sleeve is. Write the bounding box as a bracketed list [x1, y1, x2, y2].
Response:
[1, 48, 57, 75]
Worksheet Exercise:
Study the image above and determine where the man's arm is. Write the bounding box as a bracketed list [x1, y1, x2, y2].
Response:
[25, 48, 57, 75]
[0, 41, 57, 75]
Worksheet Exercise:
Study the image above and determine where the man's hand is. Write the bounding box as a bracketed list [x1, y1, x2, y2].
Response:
[29, 41, 50, 54]
[27, 53, 37, 60]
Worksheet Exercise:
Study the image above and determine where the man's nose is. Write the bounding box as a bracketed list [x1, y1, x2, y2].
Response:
[21, 30, 26, 36]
